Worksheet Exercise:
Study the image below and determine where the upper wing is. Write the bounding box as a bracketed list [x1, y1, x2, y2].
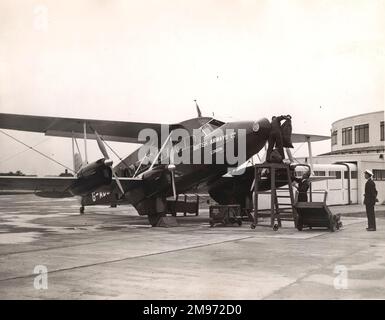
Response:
[0, 113, 173, 143]
[291, 133, 330, 143]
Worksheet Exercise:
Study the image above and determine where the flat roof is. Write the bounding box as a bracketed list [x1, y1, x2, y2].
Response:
[332, 110, 384, 126]
[320, 145, 384, 155]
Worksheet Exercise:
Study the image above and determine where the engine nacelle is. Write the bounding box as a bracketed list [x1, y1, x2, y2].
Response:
[208, 166, 294, 208]
[69, 159, 112, 196]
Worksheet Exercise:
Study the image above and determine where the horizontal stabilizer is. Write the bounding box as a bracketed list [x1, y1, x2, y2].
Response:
[291, 133, 330, 143]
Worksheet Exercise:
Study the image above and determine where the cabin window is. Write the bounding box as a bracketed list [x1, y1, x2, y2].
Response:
[329, 171, 341, 179]
[314, 171, 325, 176]
[342, 127, 352, 145]
[373, 169, 385, 181]
[354, 124, 369, 144]
[351, 171, 357, 179]
[344, 171, 349, 179]
[331, 130, 338, 145]
[381, 121, 384, 141]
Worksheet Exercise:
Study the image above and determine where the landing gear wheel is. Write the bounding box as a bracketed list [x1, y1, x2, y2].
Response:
[273, 224, 279, 231]
[250, 223, 256, 229]
[297, 224, 303, 231]
[329, 217, 336, 232]
[335, 215, 342, 230]
[148, 213, 163, 227]
[237, 219, 242, 226]
[296, 217, 303, 231]
[79, 206, 85, 215]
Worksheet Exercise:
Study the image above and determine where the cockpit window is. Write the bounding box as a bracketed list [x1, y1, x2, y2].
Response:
[199, 119, 222, 136]
[201, 124, 213, 136]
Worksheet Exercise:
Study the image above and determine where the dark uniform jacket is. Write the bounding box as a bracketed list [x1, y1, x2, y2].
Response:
[364, 178, 377, 206]
[294, 177, 310, 202]
[271, 116, 285, 132]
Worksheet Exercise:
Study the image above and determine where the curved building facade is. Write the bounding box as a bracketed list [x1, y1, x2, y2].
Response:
[301, 110, 385, 205]
[330, 110, 384, 154]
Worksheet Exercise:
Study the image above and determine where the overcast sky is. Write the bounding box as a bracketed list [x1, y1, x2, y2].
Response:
[0, 0, 384, 175]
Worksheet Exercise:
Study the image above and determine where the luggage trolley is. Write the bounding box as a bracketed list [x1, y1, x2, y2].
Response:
[294, 190, 342, 232]
[209, 205, 242, 227]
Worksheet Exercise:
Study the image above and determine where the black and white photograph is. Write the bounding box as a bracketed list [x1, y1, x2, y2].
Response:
[0, 0, 384, 305]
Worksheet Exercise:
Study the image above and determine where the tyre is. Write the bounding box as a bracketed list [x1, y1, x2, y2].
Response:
[296, 216, 303, 231]
[329, 217, 336, 232]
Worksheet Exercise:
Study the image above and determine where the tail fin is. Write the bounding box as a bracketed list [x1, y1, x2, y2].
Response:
[72, 136, 84, 173]
[194, 100, 202, 117]
[73, 153, 83, 173]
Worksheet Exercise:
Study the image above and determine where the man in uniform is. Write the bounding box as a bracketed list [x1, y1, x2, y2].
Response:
[364, 169, 377, 231]
[266, 115, 291, 162]
[293, 171, 311, 202]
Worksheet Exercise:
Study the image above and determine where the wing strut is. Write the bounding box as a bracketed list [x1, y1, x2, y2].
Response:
[148, 131, 173, 171]
[285, 148, 294, 162]
[306, 136, 314, 174]
[83, 122, 88, 164]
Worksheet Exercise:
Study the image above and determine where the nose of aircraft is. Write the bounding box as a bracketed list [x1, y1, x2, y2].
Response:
[252, 118, 271, 139]
[247, 118, 271, 159]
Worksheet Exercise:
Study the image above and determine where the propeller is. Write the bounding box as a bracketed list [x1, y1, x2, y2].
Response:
[168, 148, 177, 200]
[94, 130, 125, 195]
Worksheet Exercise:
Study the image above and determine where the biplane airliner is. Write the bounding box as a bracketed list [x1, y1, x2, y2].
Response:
[0, 109, 329, 226]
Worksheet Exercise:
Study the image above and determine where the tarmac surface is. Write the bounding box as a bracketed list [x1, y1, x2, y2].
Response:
[0, 194, 384, 300]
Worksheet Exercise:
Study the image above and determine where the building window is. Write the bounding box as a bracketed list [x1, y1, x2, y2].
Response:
[381, 121, 384, 141]
[344, 171, 358, 179]
[342, 127, 352, 145]
[373, 169, 385, 181]
[354, 124, 369, 144]
[331, 130, 338, 145]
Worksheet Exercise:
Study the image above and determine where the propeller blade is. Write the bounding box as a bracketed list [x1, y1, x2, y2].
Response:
[95, 130, 109, 160]
[112, 171, 125, 195]
[170, 169, 177, 200]
[250, 179, 255, 192]
[169, 148, 177, 199]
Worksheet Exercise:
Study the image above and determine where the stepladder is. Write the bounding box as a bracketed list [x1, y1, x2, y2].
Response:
[250, 163, 298, 230]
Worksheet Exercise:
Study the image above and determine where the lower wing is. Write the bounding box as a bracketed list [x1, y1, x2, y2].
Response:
[0, 176, 143, 198]
[0, 176, 76, 197]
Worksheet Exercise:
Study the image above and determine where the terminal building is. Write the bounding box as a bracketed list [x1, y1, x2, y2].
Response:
[298, 110, 385, 205]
